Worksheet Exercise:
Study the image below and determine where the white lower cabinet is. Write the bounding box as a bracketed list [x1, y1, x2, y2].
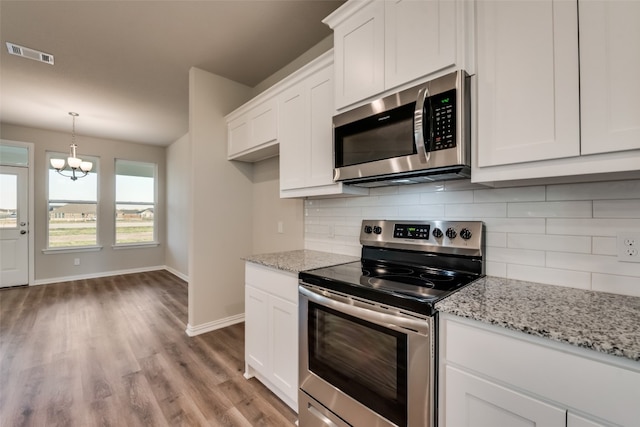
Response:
[446, 366, 566, 427]
[244, 262, 298, 411]
[439, 314, 640, 427]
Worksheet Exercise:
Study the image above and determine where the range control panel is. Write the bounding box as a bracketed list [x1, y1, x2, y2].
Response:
[360, 219, 484, 256]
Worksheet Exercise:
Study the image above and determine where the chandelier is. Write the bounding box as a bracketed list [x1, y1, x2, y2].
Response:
[50, 112, 93, 181]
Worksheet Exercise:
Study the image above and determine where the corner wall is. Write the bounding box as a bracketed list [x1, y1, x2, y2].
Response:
[187, 67, 253, 333]
[165, 132, 189, 279]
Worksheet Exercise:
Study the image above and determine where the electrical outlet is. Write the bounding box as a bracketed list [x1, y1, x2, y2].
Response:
[74, 258, 80, 266]
[617, 233, 640, 263]
[277, 221, 284, 234]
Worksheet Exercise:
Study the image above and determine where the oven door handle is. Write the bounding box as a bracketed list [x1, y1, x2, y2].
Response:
[299, 285, 430, 336]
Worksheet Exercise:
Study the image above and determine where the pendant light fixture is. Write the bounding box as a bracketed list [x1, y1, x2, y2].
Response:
[50, 112, 93, 181]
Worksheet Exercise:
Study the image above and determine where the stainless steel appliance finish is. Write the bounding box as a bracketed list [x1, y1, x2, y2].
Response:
[298, 220, 484, 427]
[299, 285, 434, 427]
[333, 70, 471, 187]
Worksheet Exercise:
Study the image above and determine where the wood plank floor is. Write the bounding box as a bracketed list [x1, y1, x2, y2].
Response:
[0, 270, 298, 427]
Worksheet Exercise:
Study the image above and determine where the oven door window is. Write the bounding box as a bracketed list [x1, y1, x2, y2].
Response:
[335, 103, 416, 167]
[308, 302, 407, 426]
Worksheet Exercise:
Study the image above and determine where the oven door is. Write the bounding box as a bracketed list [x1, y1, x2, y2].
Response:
[299, 284, 435, 427]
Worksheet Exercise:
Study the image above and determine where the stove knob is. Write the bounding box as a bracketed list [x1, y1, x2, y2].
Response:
[364, 225, 373, 234]
[432, 228, 443, 238]
[460, 228, 472, 240]
[445, 228, 457, 239]
[373, 226, 382, 235]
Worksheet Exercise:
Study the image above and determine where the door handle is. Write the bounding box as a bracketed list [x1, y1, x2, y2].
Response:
[20, 230, 27, 235]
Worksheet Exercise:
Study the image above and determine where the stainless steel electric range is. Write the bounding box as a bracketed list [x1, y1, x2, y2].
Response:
[298, 219, 485, 427]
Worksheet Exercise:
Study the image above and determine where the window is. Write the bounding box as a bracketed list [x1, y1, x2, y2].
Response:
[115, 160, 156, 245]
[47, 153, 99, 248]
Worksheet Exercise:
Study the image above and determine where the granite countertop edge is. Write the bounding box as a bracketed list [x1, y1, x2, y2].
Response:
[242, 250, 640, 362]
[435, 276, 640, 362]
[242, 249, 359, 274]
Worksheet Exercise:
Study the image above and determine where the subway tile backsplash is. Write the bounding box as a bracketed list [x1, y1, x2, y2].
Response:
[304, 179, 640, 297]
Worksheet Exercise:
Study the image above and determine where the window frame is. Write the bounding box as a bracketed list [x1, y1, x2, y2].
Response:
[44, 151, 101, 252]
[113, 159, 158, 248]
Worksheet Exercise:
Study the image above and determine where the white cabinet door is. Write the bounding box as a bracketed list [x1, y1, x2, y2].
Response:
[279, 84, 307, 191]
[249, 98, 278, 148]
[476, 0, 580, 167]
[332, 0, 385, 109]
[244, 263, 299, 411]
[445, 366, 566, 427]
[227, 98, 278, 161]
[227, 113, 250, 158]
[306, 66, 334, 188]
[269, 295, 298, 404]
[384, 0, 457, 90]
[580, 0, 640, 155]
[245, 285, 269, 372]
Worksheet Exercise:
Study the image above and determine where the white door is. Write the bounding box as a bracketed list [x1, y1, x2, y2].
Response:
[0, 166, 29, 287]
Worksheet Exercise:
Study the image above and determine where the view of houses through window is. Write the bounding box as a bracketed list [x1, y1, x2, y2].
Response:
[115, 160, 156, 244]
[47, 153, 98, 248]
[47, 156, 157, 248]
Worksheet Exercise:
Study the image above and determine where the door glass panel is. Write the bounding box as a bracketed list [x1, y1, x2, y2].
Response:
[0, 174, 18, 228]
[0, 145, 29, 167]
[308, 302, 407, 426]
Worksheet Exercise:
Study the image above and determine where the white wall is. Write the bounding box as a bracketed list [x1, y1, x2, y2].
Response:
[252, 156, 304, 254]
[304, 178, 640, 297]
[187, 67, 253, 333]
[0, 123, 166, 283]
[165, 132, 189, 279]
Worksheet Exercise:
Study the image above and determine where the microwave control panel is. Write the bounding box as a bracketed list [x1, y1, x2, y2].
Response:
[428, 88, 457, 152]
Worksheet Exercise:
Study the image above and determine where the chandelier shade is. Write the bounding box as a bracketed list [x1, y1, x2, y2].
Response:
[50, 112, 93, 181]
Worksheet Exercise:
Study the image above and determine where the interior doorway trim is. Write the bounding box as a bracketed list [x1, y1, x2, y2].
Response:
[1, 139, 35, 286]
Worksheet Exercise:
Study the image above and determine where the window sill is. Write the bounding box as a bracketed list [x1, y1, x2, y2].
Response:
[42, 246, 103, 255]
[112, 242, 160, 250]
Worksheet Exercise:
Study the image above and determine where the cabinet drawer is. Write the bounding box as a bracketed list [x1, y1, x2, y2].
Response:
[442, 316, 640, 426]
[245, 262, 298, 303]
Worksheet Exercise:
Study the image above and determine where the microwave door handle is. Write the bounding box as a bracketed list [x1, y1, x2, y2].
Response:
[414, 87, 430, 162]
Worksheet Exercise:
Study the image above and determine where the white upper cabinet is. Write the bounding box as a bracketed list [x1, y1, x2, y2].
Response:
[279, 52, 369, 198]
[324, 0, 471, 111]
[327, 1, 385, 109]
[473, 0, 640, 184]
[384, 0, 457, 90]
[227, 97, 278, 162]
[579, 0, 640, 155]
[476, 0, 580, 167]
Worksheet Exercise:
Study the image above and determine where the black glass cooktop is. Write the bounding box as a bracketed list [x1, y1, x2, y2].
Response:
[299, 260, 481, 316]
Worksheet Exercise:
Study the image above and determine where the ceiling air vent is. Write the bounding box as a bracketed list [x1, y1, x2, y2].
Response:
[5, 42, 54, 65]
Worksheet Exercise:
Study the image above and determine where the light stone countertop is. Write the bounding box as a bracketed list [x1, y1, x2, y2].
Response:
[243, 250, 640, 362]
[243, 249, 359, 274]
[435, 276, 640, 362]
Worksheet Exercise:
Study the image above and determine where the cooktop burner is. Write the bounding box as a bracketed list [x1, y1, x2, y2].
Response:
[299, 220, 485, 315]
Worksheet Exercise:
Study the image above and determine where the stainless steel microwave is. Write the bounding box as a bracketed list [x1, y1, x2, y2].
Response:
[333, 70, 471, 187]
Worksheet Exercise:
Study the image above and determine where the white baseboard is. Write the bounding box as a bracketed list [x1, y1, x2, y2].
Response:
[185, 313, 245, 337]
[163, 265, 189, 282]
[32, 265, 166, 286]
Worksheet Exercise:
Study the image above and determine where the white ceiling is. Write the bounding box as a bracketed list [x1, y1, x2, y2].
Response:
[0, 0, 344, 146]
